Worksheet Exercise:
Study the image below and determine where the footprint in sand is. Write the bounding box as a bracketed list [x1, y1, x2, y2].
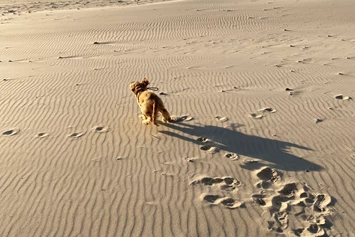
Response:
[221, 177, 242, 191]
[313, 193, 332, 212]
[200, 144, 219, 154]
[258, 107, 277, 113]
[268, 211, 289, 233]
[215, 116, 228, 122]
[334, 94, 352, 100]
[250, 107, 276, 119]
[250, 113, 264, 119]
[285, 87, 296, 96]
[202, 194, 221, 204]
[171, 115, 193, 123]
[255, 167, 281, 189]
[218, 197, 245, 209]
[252, 193, 267, 206]
[256, 167, 278, 181]
[93, 41, 112, 45]
[37, 132, 48, 138]
[184, 156, 201, 163]
[196, 137, 210, 142]
[269, 193, 293, 210]
[93, 126, 109, 133]
[314, 118, 323, 124]
[293, 223, 326, 237]
[191, 177, 224, 186]
[201, 194, 244, 209]
[58, 55, 80, 59]
[2, 128, 20, 136]
[196, 136, 219, 154]
[68, 132, 85, 138]
[224, 153, 239, 160]
[191, 176, 241, 192]
[277, 182, 306, 198]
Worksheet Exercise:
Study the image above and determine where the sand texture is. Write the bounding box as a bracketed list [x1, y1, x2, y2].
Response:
[1, 0, 355, 236]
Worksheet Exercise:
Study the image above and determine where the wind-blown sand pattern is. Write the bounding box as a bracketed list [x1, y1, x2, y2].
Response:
[1, 0, 355, 236]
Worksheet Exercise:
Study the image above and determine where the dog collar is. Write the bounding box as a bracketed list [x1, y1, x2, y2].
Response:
[135, 88, 145, 98]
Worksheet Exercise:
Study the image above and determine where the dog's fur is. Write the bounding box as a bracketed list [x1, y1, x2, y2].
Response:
[130, 78, 172, 126]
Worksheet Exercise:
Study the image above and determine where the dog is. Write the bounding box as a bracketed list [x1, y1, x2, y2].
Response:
[130, 78, 172, 126]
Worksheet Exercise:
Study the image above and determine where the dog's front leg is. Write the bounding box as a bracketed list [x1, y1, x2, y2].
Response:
[138, 101, 148, 122]
[139, 114, 147, 120]
[142, 116, 151, 125]
[139, 109, 151, 125]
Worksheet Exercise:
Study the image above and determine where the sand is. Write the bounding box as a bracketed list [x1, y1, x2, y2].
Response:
[1, 0, 355, 236]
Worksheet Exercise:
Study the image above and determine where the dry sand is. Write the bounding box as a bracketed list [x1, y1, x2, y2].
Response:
[1, 0, 355, 236]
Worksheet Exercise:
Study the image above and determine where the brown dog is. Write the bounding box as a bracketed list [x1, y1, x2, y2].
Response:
[130, 78, 172, 126]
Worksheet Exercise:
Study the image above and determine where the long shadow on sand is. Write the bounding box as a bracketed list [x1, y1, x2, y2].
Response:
[160, 122, 323, 172]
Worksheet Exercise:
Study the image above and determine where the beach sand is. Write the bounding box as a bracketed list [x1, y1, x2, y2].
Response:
[1, 0, 355, 236]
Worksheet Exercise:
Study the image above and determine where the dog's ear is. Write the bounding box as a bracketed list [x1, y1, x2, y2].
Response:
[130, 81, 143, 94]
[142, 77, 150, 87]
[129, 81, 136, 92]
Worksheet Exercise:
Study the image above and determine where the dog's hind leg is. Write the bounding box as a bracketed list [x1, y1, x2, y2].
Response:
[160, 107, 172, 123]
[152, 101, 158, 126]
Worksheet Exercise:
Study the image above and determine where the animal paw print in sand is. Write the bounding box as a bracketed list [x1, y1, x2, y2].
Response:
[37, 132, 48, 138]
[93, 126, 109, 133]
[215, 115, 228, 122]
[197, 137, 220, 154]
[224, 153, 239, 160]
[199, 144, 220, 154]
[196, 137, 210, 143]
[171, 115, 193, 123]
[2, 128, 20, 136]
[255, 166, 282, 189]
[201, 194, 244, 209]
[68, 132, 85, 138]
[252, 167, 335, 236]
[250, 107, 276, 119]
[191, 176, 241, 192]
[191, 176, 244, 209]
[334, 94, 352, 101]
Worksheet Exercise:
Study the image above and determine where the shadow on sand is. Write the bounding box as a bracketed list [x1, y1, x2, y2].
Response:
[159, 121, 323, 172]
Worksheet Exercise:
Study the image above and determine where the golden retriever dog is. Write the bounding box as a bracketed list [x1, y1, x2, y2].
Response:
[130, 78, 172, 126]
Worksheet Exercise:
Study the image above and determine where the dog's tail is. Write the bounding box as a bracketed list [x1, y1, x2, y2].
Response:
[152, 100, 158, 126]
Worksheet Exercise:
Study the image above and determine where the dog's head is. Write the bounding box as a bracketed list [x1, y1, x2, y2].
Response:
[130, 78, 150, 95]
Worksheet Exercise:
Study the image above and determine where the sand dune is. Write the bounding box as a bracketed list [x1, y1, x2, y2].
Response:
[1, 0, 355, 236]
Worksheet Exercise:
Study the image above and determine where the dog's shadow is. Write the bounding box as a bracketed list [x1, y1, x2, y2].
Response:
[159, 121, 323, 172]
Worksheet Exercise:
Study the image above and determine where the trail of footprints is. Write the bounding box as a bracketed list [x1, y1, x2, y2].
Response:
[1, 125, 108, 138]
[191, 166, 335, 236]
[3, 117, 336, 235]
[248, 92, 352, 120]
[176, 114, 229, 162]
